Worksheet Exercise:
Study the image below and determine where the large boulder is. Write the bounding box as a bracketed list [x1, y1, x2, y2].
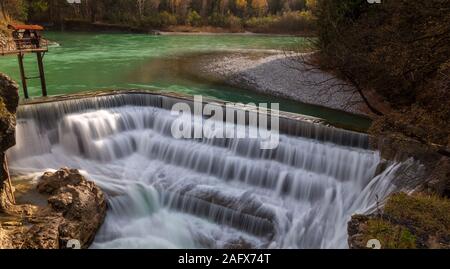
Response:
[30, 168, 107, 249]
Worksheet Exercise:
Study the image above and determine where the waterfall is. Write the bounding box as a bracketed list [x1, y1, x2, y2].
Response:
[8, 93, 405, 249]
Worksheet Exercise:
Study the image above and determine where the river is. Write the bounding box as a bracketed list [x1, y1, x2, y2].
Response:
[0, 31, 370, 131]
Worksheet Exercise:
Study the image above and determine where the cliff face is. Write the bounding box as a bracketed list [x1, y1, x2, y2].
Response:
[0, 73, 19, 211]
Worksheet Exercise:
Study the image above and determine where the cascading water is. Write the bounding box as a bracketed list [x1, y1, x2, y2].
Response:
[8, 93, 406, 249]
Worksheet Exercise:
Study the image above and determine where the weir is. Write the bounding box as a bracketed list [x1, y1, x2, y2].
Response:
[7, 93, 415, 248]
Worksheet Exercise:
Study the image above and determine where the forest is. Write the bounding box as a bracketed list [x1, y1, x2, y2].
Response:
[1, 0, 317, 33]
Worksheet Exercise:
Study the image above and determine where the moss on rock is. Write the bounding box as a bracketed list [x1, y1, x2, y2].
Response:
[348, 192, 450, 249]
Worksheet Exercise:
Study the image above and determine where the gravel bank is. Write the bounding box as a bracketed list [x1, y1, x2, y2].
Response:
[197, 51, 369, 116]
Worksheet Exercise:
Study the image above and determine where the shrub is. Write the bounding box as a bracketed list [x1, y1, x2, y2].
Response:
[245, 16, 275, 30]
[225, 15, 243, 32]
[207, 13, 243, 31]
[140, 12, 177, 28]
[186, 10, 202, 27]
[384, 193, 450, 241]
[277, 11, 316, 32]
[362, 192, 450, 248]
[244, 12, 316, 33]
[208, 12, 227, 27]
[364, 219, 417, 249]
[158, 11, 177, 27]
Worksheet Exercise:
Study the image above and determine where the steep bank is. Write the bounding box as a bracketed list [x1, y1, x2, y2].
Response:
[194, 51, 370, 117]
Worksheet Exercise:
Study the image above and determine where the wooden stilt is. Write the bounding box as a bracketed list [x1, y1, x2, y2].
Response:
[3, 155, 16, 205]
[17, 53, 29, 99]
[36, 52, 47, 97]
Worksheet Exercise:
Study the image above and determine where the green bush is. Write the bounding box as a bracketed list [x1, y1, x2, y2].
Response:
[385, 193, 450, 240]
[365, 219, 417, 249]
[207, 13, 243, 30]
[158, 11, 177, 27]
[245, 16, 275, 29]
[225, 14, 243, 31]
[141, 11, 177, 27]
[186, 11, 202, 27]
[245, 12, 316, 33]
[277, 11, 316, 32]
[360, 192, 450, 248]
[208, 12, 227, 27]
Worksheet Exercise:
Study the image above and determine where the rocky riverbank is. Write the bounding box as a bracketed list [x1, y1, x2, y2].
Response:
[194, 51, 370, 116]
[0, 168, 107, 249]
[0, 73, 106, 249]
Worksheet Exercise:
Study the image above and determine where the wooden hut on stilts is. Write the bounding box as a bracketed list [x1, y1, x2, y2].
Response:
[0, 24, 49, 99]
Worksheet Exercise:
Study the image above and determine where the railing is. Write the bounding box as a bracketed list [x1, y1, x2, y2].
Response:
[1, 37, 48, 55]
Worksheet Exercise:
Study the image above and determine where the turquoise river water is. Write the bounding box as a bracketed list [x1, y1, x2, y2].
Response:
[0, 31, 370, 130]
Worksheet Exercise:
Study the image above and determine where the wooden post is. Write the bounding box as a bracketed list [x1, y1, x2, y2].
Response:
[17, 53, 29, 99]
[36, 52, 47, 97]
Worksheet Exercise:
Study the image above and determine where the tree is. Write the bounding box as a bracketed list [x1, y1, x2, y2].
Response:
[306, 0, 316, 10]
[234, 0, 247, 17]
[218, 0, 230, 15]
[147, 0, 161, 13]
[1, 0, 27, 21]
[136, 0, 146, 19]
[250, 0, 268, 17]
[200, 0, 209, 17]
[309, 0, 450, 118]
[0, 1, 7, 19]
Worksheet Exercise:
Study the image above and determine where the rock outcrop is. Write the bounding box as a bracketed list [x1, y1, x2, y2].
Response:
[1, 168, 107, 249]
[1, 73, 106, 249]
[0, 73, 19, 212]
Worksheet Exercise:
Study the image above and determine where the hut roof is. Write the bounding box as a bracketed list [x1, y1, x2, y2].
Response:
[7, 24, 44, 31]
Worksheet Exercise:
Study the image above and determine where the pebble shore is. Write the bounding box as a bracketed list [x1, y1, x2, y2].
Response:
[197, 51, 368, 116]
